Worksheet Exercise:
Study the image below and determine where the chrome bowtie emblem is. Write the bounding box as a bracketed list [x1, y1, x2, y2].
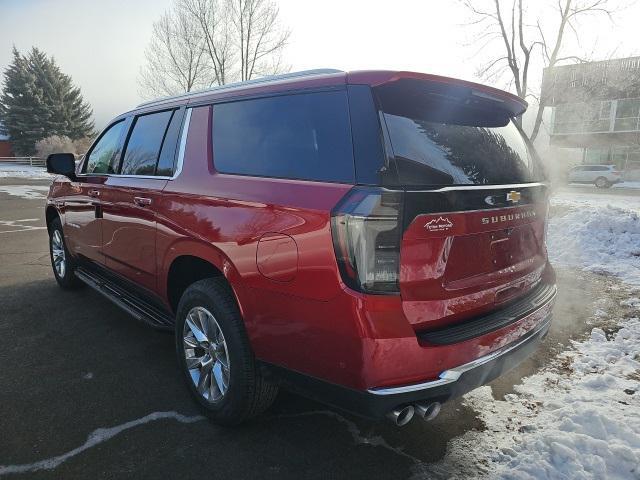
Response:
[506, 191, 521, 203]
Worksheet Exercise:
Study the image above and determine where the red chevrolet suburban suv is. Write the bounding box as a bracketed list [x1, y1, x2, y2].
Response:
[45, 69, 556, 427]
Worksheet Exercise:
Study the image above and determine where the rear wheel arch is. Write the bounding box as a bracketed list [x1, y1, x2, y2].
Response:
[167, 255, 222, 312]
[165, 254, 245, 319]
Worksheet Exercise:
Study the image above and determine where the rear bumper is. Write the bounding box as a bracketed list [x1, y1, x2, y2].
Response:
[259, 280, 556, 419]
[363, 315, 550, 414]
[260, 313, 551, 419]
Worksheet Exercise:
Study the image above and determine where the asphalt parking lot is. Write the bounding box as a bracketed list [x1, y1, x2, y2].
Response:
[0, 177, 631, 479]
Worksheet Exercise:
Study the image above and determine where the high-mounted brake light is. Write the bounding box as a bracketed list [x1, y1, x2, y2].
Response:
[331, 187, 403, 294]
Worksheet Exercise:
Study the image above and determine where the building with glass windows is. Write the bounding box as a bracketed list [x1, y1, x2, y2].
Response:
[541, 56, 640, 179]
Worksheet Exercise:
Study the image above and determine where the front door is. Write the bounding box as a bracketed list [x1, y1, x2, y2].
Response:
[101, 177, 167, 292]
[100, 108, 183, 294]
[64, 119, 128, 265]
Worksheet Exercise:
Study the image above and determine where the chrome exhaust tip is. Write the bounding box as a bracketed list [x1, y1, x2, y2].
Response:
[386, 405, 415, 426]
[414, 402, 441, 422]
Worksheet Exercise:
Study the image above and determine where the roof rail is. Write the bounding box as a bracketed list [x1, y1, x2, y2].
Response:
[137, 69, 344, 108]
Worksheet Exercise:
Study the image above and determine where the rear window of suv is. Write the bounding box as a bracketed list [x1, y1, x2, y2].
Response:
[212, 90, 354, 183]
[376, 79, 543, 186]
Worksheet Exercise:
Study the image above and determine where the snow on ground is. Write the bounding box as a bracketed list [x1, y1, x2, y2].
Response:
[548, 191, 640, 286]
[613, 181, 640, 190]
[0, 164, 52, 179]
[425, 300, 640, 480]
[567, 182, 640, 190]
[423, 191, 640, 479]
[0, 185, 50, 200]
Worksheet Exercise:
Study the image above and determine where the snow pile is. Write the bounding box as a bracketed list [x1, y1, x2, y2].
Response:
[548, 192, 640, 285]
[488, 319, 640, 479]
[427, 305, 640, 479]
[0, 164, 52, 179]
[613, 181, 640, 190]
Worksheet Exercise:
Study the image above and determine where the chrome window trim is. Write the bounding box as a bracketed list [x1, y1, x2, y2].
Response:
[366, 308, 554, 396]
[414, 182, 548, 193]
[74, 108, 192, 182]
[74, 173, 172, 180]
[171, 107, 191, 180]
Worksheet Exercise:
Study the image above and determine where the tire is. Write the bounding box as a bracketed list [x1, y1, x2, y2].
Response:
[175, 278, 278, 425]
[48, 217, 83, 289]
[594, 177, 610, 188]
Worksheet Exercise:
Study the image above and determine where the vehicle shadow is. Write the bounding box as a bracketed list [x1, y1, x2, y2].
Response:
[0, 278, 482, 479]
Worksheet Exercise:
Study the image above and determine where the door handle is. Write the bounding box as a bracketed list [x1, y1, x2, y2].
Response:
[88, 189, 100, 198]
[134, 196, 152, 207]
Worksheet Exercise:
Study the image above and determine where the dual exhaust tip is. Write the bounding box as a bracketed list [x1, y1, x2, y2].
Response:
[386, 402, 441, 426]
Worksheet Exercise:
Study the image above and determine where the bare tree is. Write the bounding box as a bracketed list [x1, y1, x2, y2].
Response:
[462, 0, 618, 142]
[139, 6, 212, 98]
[142, 0, 290, 95]
[228, 0, 291, 81]
[180, 0, 234, 86]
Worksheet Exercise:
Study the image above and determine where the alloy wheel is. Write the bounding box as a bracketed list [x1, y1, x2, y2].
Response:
[51, 229, 66, 278]
[183, 306, 231, 403]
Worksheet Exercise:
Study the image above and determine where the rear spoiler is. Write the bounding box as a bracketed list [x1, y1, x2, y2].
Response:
[348, 70, 527, 118]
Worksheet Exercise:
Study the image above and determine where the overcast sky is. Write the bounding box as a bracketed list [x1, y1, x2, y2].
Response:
[1, 0, 639, 129]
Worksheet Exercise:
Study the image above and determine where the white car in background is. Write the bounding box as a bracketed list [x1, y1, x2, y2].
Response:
[567, 165, 623, 188]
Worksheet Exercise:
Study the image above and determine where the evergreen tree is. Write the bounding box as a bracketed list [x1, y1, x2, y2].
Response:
[0, 47, 94, 155]
[0, 48, 38, 155]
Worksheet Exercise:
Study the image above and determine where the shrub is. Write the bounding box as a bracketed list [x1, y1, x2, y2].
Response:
[35, 135, 95, 159]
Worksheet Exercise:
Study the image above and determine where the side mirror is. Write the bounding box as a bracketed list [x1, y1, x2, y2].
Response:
[46, 153, 77, 180]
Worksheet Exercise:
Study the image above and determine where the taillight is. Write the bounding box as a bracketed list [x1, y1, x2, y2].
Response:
[331, 187, 403, 294]
[612, 171, 621, 176]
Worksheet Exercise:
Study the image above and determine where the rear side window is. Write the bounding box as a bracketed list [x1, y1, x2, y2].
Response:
[85, 120, 126, 174]
[212, 91, 354, 183]
[156, 109, 185, 176]
[121, 110, 174, 176]
[376, 79, 543, 186]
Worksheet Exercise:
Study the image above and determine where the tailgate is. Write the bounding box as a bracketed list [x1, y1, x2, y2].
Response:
[400, 184, 549, 329]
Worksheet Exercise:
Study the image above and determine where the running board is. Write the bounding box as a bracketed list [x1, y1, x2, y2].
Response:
[75, 267, 174, 331]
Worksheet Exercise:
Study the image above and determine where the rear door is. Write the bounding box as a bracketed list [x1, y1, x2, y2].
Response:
[65, 119, 128, 264]
[374, 78, 549, 329]
[101, 108, 184, 293]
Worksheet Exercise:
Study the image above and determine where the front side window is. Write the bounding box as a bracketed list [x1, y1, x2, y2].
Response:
[212, 91, 354, 183]
[84, 120, 126, 174]
[121, 110, 174, 176]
